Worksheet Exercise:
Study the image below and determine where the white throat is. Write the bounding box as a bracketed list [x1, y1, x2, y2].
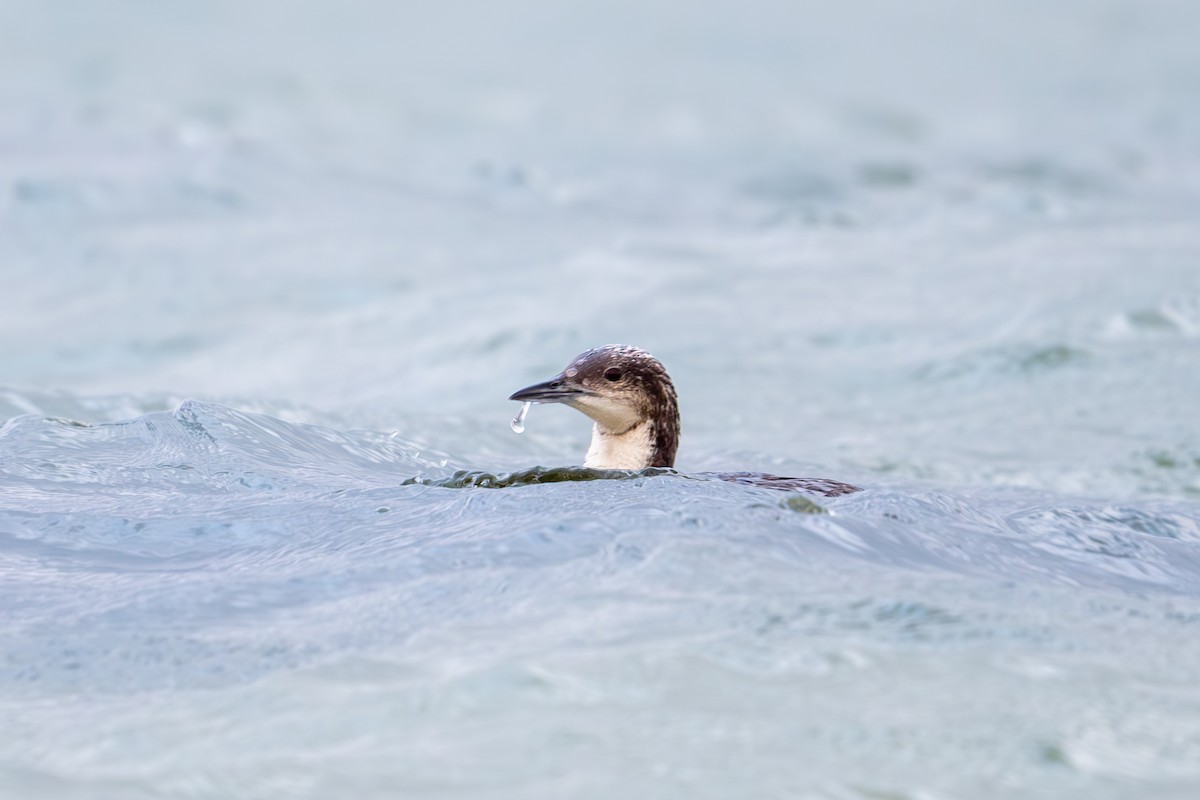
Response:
[583, 421, 654, 470]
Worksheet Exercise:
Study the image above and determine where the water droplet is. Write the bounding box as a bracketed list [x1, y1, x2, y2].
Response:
[510, 401, 531, 434]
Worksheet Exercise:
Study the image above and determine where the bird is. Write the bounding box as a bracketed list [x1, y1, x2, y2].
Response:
[508, 345, 860, 497]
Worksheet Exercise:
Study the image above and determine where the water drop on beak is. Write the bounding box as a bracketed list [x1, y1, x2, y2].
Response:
[510, 401, 531, 434]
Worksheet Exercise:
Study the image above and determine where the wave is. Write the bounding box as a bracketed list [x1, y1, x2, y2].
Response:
[0, 399, 1197, 598]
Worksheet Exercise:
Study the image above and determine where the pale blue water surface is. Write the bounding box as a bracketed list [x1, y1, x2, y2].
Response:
[2, 1, 1200, 798]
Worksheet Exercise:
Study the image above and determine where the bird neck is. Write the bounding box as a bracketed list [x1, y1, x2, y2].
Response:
[583, 420, 655, 470]
[583, 416, 676, 470]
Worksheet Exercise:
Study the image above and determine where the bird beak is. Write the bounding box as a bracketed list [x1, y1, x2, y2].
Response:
[509, 373, 589, 403]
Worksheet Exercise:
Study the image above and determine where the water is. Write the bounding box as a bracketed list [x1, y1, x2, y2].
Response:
[511, 401, 531, 434]
[2, 0, 1200, 797]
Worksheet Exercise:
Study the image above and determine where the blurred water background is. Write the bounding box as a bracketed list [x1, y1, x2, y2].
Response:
[2, 1, 1200, 797]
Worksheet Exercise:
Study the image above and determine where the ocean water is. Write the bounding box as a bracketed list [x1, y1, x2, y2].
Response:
[3, 1, 1200, 797]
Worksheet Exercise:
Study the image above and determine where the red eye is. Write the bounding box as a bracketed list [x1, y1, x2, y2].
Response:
[604, 367, 622, 381]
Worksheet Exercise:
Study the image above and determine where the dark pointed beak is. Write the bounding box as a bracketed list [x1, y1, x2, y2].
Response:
[509, 374, 588, 403]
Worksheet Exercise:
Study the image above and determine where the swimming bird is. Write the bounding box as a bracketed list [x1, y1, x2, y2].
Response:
[509, 345, 859, 497]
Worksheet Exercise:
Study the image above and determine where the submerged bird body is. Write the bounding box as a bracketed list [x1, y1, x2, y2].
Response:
[509, 345, 859, 497]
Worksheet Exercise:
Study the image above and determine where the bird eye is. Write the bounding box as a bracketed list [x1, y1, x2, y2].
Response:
[604, 367, 622, 381]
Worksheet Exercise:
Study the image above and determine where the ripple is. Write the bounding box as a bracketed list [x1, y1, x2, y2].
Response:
[1105, 296, 1200, 339]
[913, 343, 1090, 383]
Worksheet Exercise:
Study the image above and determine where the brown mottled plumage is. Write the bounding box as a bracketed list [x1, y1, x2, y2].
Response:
[509, 345, 860, 497]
